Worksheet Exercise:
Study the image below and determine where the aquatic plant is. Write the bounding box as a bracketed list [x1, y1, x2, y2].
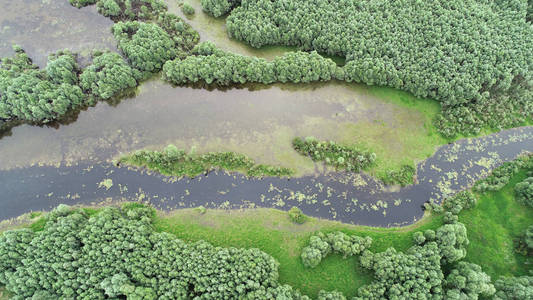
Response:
[292, 137, 375, 173]
[119, 144, 294, 178]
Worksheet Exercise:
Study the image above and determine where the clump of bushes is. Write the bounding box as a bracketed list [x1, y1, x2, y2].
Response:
[288, 206, 306, 224]
[475, 154, 533, 192]
[181, 2, 195, 15]
[493, 276, 533, 299]
[301, 232, 372, 268]
[80, 51, 141, 100]
[113, 21, 177, 73]
[0, 47, 87, 123]
[162, 42, 338, 86]
[292, 137, 376, 172]
[200, 0, 240, 17]
[0, 204, 310, 299]
[156, 12, 200, 56]
[380, 164, 415, 186]
[318, 290, 346, 300]
[119, 144, 294, 178]
[443, 190, 477, 215]
[515, 177, 533, 208]
[71, 0, 168, 21]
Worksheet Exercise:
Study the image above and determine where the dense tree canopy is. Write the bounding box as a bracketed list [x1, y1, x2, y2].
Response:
[201, 0, 240, 17]
[113, 21, 177, 73]
[494, 276, 533, 300]
[163, 41, 337, 86]
[0, 47, 86, 123]
[218, 0, 533, 137]
[79, 51, 141, 100]
[70, 0, 168, 21]
[444, 262, 495, 299]
[0, 204, 311, 299]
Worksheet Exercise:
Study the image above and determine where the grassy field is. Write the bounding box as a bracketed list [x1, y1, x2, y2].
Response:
[460, 170, 533, 279]
[153, 209, 443, 297]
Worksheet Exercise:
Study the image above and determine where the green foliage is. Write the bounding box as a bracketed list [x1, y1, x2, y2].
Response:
[444, 262, 495, 299]
[156, 12, 200, 55]
[80, 51, 141, 99]
[444, 191, 477, 215]
[317, 290, 346, 300]
[301, 232, 372, 268]
[225, 0, 533, 137]
[379, 164, 415, 186]
[493, 276, 533, 300]
[200, 0, 240, 17]
[97, 0, 167, 21]
[119, 144, 294, 177]
[69, 0, 97, 7]
[515, 177, 533, 208]
[0, 47, 86, 123]
[162, 42, 337, 85]
[288, 206, 306, 224]
[113, 21, 177, 73]
[0, 204, 311, 299]
[475, 154, 533, 192]
[292, 137, 376, 172]
[181, 2, 195, 15]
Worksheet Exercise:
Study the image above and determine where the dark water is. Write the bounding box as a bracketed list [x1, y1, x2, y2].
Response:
[1, 127, 531, 226]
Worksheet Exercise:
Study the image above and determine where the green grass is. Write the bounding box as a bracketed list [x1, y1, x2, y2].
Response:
[153, 209, 443, 298]
[460, 170, 533, 279]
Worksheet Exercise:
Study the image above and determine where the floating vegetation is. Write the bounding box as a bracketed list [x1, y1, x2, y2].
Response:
[98, 178, 114, 190]
[119, 144, 294, 178]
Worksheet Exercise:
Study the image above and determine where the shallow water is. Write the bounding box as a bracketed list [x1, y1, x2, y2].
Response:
[0, 126, 532, 225]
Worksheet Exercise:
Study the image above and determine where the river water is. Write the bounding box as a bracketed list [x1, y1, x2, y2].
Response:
[0, 0, 531, 226]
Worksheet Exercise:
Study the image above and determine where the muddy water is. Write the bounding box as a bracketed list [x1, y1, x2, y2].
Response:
[0, 0, 116, 67]
[1, 127, 532, 226]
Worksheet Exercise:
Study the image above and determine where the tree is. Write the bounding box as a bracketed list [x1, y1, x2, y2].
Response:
[444, 262, 495, 299]
[79, 51, 141, 99]
[494, 276, 533, 300]
[515, 177, 533, 207]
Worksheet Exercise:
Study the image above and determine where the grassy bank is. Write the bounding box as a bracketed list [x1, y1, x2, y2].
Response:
[460, 169, 533, 278]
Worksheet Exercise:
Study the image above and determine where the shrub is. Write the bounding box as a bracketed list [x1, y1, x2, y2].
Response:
[444, 262, 495, 299]
[301, 232, 371, 268]
[181, 2, 195, 15]
[317, 290, 346, 300]
[79, 51, 141, 99]
[200, 0, 240, 17]
[443, 191, 477, 215]
[113, 21, 177, 73]
[288, 206, 306, 224]
[515, 177, 533, 207]
[292, 137, 376, 172]
[380, 164, 415, 186]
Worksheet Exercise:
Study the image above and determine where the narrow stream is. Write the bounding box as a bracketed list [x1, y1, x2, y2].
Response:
[1, 126, 531, 226]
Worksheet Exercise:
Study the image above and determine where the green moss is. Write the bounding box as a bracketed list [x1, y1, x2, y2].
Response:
[119, 144, 294, 178]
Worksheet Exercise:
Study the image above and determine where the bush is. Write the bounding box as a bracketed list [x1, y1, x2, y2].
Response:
[292, 137, 376, 173]
[317, 290, 346, 300]
[119, 144, 294, 177]
[288, 206, 306, 224]
[515, 177, 533, 207]
[79, 51, 141, 99]
[380, 164, 415, 186]
[0, 47, 87, 123]
[301, 232, 371, 268]
[475, 155, 533, 192]
[444, 191, 477, 215]
[96, 0, 167, 21]
[181, 2, 195, 15]
[113, 21, 177, 73]
[200, 0, 239, 17]
[162, 42, 337, 86]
